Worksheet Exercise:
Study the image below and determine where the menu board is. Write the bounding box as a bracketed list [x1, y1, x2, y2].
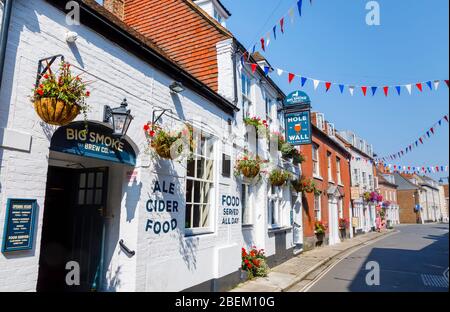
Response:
[2, 199, 37, 252]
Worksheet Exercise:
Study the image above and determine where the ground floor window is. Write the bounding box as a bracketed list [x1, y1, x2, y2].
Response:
[241, 184, 253, 225]
[314, 194, 322, 221]
[185, 130, 216, 234]
[268, 186, 285, 228]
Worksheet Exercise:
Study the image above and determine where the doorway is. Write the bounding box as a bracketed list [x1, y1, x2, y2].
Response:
[328, 198, 339, 246]
[37, 166, 108, 292]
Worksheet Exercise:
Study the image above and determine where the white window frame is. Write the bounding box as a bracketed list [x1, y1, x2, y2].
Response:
[313, 143, 321, 178]
[241, 72, 253, 119]
[353, 168, 360, 185]
[327, 123, 335, 137]
[327, 152, 333, 183]
[185, 130, 217, 236]
[268, 186, 285, 229]
[314, 194, 322, 221]
[336, 157, 342, 185]
[241, 183, 253, 226]
[264, 91, 273, 125]
[316, 113, 325, 131]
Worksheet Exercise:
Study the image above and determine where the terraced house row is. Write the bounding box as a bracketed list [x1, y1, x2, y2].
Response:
[0, 0, 447, 292]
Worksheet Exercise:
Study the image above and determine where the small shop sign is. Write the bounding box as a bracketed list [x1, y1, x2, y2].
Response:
[2, 199, 37, 252]
[282, 91, 312, 146]
[50, 122, 136, 166]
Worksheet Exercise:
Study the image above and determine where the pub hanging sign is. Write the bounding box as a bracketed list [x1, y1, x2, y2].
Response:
[282, 91, 312, 146]
[2, 199, 37, 253]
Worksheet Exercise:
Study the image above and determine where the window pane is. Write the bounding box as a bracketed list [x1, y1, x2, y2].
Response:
[185, 204, 192, 228]
[187, 159, 195, 178]
[86, 189, 94, 205]
[196, 158, 205, 179]
[200, 182, 212, 205]
[222, 154, 231, 178]
[193, 181, 201, 203]
[87, 173, 95, 188]
[193, 205, 200, 228]
[201, 205, 209, 227]
[79, 173, 86, 188]
[95, 189, 102, 205]
[78, 190, 85, 205]
[96, 172, 103, 187]
[186, 179, 193, 204]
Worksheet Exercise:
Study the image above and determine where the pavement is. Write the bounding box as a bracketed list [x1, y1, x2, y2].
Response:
[230, 229, 396, 292]
[305, 223, 449, 292]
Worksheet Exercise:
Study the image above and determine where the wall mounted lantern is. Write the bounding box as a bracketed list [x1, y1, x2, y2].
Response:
[103, 98, 134, 138]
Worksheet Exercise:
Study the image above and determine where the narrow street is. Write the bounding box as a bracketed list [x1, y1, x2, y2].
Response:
[303, 224, 449, 292]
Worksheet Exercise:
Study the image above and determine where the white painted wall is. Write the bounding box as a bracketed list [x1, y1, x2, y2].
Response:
[0, 0, 235, 292]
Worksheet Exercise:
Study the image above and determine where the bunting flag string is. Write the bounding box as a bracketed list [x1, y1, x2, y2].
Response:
[375, 114, 449, 162]
[241, 61, 449, 97]
[382, 164, 449, 175]
[246, 0, 313, 57]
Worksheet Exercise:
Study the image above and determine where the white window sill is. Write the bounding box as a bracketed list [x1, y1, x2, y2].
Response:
[185, 228, 214, 237]
[313, 175, 323, 181]
[329, 180, 335, 184]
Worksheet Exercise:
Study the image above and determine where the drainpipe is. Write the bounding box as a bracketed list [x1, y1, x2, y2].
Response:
[0, 0, 13, 90]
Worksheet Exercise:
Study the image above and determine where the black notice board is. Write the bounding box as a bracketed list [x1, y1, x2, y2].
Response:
[2, 199, 37, 252]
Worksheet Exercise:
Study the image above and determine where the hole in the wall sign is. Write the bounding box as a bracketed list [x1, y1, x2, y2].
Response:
[145, 180, 179, 235]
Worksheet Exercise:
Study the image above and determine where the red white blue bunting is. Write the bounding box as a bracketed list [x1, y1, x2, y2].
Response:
[376, 114, 449, 162]
[383, 164, 448, 174]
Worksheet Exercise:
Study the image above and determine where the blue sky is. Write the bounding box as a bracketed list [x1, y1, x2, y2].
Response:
[222, 0, 449, 180]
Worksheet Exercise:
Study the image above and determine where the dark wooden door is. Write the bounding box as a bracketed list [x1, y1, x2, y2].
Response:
[68, 167, 108, 291]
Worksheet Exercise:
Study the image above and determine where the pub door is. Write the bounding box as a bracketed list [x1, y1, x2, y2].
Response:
[37, 167, 108, 292]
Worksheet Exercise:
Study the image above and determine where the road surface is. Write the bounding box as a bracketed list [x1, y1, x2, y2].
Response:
[304, 224, 449, 292]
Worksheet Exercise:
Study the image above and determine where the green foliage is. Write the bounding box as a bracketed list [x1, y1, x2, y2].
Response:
[32, 61, 90, 113]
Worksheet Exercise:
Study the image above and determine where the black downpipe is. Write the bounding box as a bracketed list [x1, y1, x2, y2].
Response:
[0, 0, 13, 90]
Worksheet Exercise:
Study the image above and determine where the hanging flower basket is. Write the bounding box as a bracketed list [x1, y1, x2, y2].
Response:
[31, 62, 90, 126]
[144, 122, 194, 160]
[293, 176, 322, 195]
[34, 98, 80, 126]
[235, 154, 265, 179]
[268, 169, 291, 187]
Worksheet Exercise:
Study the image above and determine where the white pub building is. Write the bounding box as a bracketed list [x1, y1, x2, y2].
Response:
[0, 0, 303, 292]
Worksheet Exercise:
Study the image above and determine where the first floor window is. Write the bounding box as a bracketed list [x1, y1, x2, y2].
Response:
[185, 131, 215, 232]
[268, 186, 284, 228]
[314, 194, 321, 221]
[241, 184, 252, 225]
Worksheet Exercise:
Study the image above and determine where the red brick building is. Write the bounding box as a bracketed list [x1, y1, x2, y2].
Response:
[300, 113, 352, 250]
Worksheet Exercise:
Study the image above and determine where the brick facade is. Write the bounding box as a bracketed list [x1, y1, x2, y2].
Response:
[300, 117, 352, 250]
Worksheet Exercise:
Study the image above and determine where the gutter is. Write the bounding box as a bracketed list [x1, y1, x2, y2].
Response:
[46, 0, 238, 115]
[0, 0, 13, 90]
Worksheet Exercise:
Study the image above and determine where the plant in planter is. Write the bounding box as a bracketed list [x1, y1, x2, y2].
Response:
[339, 218, 349, 230]
[314, 220, 327, 235]
[144, 122, 194, 160]
[234, 153, 265, 179]
[244, 116, 270, 139]
[293, 176, 322, 195]
[364, 191, 383, 203]
[241, 246, 269, 279]
[268, 169, 292, 187]
[32, 61, 90, 126]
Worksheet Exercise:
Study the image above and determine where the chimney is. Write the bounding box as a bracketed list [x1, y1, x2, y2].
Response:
[103, 0, 125, 20]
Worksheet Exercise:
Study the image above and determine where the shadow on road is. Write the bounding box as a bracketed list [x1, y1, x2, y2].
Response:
[347, 225, 449, 292]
